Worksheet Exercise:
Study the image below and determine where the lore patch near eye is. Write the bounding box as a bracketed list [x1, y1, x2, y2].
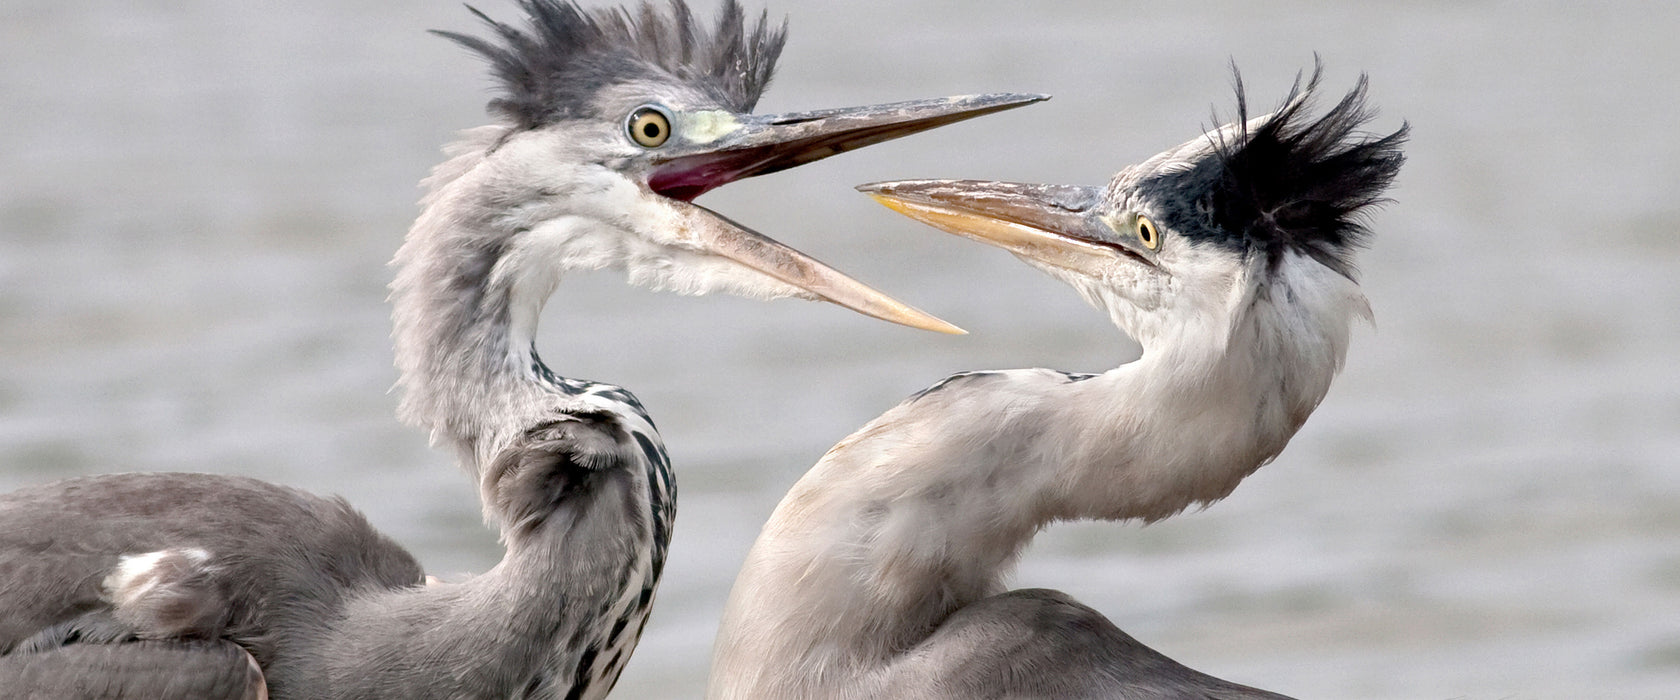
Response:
[628, 106, 671, 148]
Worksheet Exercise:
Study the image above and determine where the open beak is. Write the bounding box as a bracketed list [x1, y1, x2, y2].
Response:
[646, 94, 1047, 334]
[669, 203, 966, 334]
[856, 179, 1147, 277]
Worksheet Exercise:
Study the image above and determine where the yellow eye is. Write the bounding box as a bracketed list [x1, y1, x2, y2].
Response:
[627, 106, 671, 148]
[1135, 215, 1160, 250]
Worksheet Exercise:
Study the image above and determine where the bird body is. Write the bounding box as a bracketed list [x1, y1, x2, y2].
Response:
[710, 298, 1348, 697]
[1, 1, 1043, 697]
[710, 70, 1405, 699]
[0, 473, 417, 699]
[0, 411, 657, 700]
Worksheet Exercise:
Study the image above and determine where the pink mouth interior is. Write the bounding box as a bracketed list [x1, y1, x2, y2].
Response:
[645, 125, 910, 203]
[648, 153, 761, 203]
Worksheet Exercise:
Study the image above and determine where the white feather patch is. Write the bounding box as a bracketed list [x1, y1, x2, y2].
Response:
[101, 547, 212, 607]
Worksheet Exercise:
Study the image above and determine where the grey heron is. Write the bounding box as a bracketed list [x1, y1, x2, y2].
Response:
[709, 69, 1406, 699]
[0, 1, 1042, 697]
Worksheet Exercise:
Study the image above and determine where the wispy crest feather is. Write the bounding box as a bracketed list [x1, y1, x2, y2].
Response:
[1207, 62, 1409, 279]
[435, 0, 787, 128]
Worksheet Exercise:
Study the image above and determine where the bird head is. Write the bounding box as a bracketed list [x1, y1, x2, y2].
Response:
[429, 0, 1046, 334]
[860, 68, 1407, 350]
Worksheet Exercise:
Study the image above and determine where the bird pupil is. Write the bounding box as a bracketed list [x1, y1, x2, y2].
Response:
[643, 123, 661, 138]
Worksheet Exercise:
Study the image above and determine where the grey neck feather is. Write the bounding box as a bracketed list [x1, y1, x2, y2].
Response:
[388, 128, 668, 699]
[286, 470, 646, 699]
[711, 254, 1363, 697]
[390, 126, 560, 478]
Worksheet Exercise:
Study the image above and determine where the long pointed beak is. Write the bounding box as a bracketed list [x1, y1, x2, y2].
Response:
[857, 179, 1147, 276]
[641, 93, 1045, 333]
[649, 93, 1049, 201]
[669, 201, 964, 334]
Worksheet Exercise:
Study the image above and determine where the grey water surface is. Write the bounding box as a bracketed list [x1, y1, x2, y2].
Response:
[3, 1, 1677, 697]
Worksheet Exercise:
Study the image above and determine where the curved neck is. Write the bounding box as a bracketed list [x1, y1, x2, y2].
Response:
[389, 127, 568, 477]
[710, 261, 1363, 698]
[384, 130, 672, 700]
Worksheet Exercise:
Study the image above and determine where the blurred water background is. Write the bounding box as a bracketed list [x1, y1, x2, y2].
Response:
[3, 1, 1678, 697]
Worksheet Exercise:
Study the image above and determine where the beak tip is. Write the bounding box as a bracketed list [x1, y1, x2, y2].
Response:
[855, 181, 908, 197]
[975, 92, 1052, 109]
[895, 310, 966, 336]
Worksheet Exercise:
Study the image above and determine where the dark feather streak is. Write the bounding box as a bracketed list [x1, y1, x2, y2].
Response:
[1211, 61, 1409, 279]
[1141, 60, 1408, 280]
[435, 0, 787, 129]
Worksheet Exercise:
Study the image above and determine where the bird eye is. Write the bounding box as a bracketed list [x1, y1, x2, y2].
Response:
[627, 106, 671, 148]
[1135, 215, 1160, 250]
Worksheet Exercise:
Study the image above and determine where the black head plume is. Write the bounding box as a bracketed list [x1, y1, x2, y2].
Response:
[435, 0, 788, 129]
[1142, 62, 1407, 280]
[1212, 63, 1407, 279]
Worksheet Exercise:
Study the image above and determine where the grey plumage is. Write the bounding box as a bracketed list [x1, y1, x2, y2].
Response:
[0, 639, 266, 700]
[0, 473, 421, 697]
[435, 0, 786, 127]
[711, 72, 1404, 698]
[303, 414, 658, 699]
[878, 589, 1292, 700]
[0, 417, 653, 699]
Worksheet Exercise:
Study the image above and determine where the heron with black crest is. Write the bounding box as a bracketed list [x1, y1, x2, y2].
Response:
[710, 68, 1406, 699]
